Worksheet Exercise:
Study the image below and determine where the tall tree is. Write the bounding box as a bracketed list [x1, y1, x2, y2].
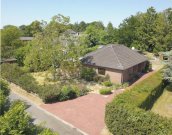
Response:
[137, 7, 158, 52]
[24, 14, 82, 80]
[118, 15, 140, 47]
[82, 22, 107, 47]
[19, 20, 43, 36]
[105, 22, 118, 44]
[1, 25, 22, 58]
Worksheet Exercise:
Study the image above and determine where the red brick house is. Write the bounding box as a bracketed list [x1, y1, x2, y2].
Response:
[82, 44, 148, 84]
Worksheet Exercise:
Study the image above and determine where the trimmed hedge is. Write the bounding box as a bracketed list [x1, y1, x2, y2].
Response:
[1, 64, 88, 103]
[105, 70, 172, 135]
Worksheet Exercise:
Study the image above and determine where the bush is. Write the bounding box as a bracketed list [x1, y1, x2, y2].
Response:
[122, 82, 129, 88]
[38, 85, 61, 103]
[17, 74, 39, 93]
[78, 86, 89, 96]
[0, 101, 35, 135]
[99, 88, 112, 95]
[80, 67, 96, 81]
[71, 84, 89, 97]
[58, 85, 77, 101]
[144, 61, 152, 73]
[93, 74, 110, 83]
[0, 79, 10, 96]
[105, 70, 172, 135]
[0, 79, 10, 115]
[102, 81, 112, 87]
[1, 63, 25, 83]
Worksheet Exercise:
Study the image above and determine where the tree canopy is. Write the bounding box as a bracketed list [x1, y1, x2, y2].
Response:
[1, 25, 22, 58]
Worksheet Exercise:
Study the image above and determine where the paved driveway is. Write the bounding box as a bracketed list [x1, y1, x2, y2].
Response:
[41, 90, 124, 135]
[9, 91, 84, 135]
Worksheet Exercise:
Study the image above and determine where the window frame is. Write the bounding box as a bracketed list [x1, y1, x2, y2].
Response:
[98, 68, 105, 75]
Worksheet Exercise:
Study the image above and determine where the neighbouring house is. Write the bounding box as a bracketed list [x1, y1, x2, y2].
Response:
[64, 29, 80, 37]
[19, 37, 33, 41]
[0, 58, 17, 64]
[59, 29, 80, 46]
[82, 44, 148, 84]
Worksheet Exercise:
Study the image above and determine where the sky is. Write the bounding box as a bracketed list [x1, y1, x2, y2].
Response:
[1, 0, 172, 28]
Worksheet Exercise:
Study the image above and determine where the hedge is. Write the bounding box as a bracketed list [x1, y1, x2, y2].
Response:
[1, 64, 88, 103]
[105, 70, 172, 135]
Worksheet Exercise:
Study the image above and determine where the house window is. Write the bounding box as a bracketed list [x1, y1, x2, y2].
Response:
[98, 68, 105, 75]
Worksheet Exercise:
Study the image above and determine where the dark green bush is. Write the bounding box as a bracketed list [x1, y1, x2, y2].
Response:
[77, 86, 89, 96]
[80, 67, 96, 81]
[144, 61, 152, 73]
[102, 81, 112, 87]
[39, 85, 61, 103]
[58, 85, 77, 101]
[0, 79, 10, 96]
[17, 74, 39, 93]
[99, 88, 111, 95]
[71, 84, 89, 97]
[0, 79, 10, 115]
[105, 70, 172, 135]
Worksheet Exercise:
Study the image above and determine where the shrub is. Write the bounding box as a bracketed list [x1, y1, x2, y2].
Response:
[39, 85, 61, 103]
[144, 61, 152, 73]
[0, 79, 10, 115]
[93, 74, 110, 83]
[80, 67, 96, 81]
[78, 86, 89, 96]
[105, 70, 172, 135]
[122, 82, 129, 88]
[102, 81, 112, 87]
[99, 88, 112, 95]
[71, 84, 89, 97]
[0, 101, 35, 135]
[58, 85, 77, 101]
[17, 74, 39, 93]
[1, 63, 25, 83]
[0, 79, 10, 96]
[114, 83, 122, 89]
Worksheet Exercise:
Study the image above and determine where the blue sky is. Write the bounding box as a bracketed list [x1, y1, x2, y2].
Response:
[1, 0, 172, 28]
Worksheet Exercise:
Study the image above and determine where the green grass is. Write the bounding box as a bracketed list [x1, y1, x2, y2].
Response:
[151, 84, 172, 118]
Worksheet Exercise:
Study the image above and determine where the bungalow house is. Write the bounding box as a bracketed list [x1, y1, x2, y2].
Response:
[82, 44, 148, 84]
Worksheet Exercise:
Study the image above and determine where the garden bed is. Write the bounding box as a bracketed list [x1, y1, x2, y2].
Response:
[1, 64, 89, 103]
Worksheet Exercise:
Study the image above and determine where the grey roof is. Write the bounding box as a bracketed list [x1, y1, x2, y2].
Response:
[82, 44, 148, 70]
[19, 37, 33, 41]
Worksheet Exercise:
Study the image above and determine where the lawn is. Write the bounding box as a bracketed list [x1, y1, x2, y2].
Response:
[151, 84, 172, 118]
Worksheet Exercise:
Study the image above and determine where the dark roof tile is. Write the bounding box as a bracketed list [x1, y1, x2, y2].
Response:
[82, 44, 148, 70]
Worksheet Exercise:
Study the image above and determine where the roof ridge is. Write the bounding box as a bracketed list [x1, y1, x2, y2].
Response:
[111, 45, 124, 69]
[86, 45, 111, 56]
